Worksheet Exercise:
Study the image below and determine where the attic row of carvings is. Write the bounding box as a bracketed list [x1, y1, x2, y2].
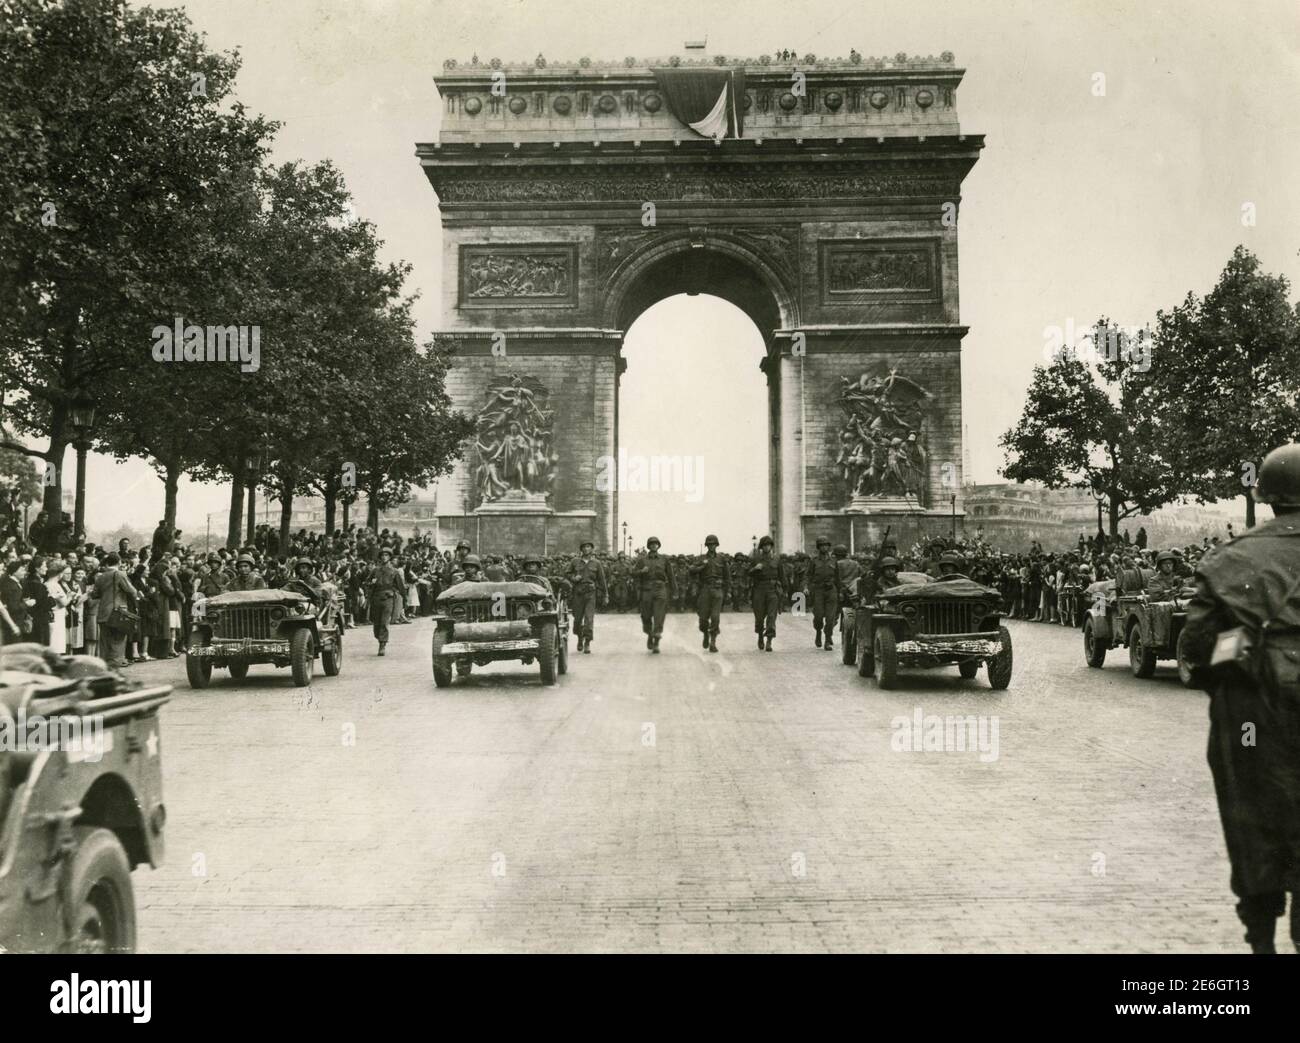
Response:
[443, 84, 955, 119]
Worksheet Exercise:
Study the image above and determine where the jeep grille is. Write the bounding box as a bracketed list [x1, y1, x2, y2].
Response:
[911, 601, 987, 635]
[218, 606, 273, 640]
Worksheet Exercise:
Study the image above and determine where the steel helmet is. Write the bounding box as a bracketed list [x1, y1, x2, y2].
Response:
[1155, 550, 1178, 566]
[704, 534, 719, 546]
[462, 554, 481, 568]
[816, 536, 831, 549]
[646, 536, 661, 548]
[833, 544, 848, 557]
[879, 557, 901, 570]
[757, 535, 774, 548]
[235, 554, 255, 566]
[1254, 443, 1300, 506]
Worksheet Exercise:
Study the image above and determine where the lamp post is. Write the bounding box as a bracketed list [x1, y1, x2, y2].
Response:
[69, 393, 96, 542]
[621, 521, 627, 555]
[1089, 481, 1106, 545]
[244, 448, 265, 545]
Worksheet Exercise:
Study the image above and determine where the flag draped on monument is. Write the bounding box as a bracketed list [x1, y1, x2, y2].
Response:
[650, 67, 745, 139]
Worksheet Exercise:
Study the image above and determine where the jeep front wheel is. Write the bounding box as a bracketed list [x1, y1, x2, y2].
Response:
[64, 827, 136, 954]
[431, 629, 453, 687]
[185, 650, 212, 689]
[290, 628, 314, 687]
[987, 626, 1013, 690]
[1083, 618, 1106, 668]
[873, 628, 899, 690]
[1129, 624, 1157, 679]
[538, 621, 558, 686]
[322, 628, 343, 677]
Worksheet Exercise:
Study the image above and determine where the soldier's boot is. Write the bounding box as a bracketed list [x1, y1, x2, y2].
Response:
[757, 632, 765, 651]
[708, 633, 718, 654]
[378, 641, 386, 657]
[814, 627, 822, 648]
[651, 635, 661, 654]
[764, 635, 773, 652]
[583, 636, 591, 654]
[646, 634, 653, 650]
[824, 633, 834, 652]
[702, 630, 709, 650]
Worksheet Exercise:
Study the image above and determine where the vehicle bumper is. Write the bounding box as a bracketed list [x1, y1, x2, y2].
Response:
[438, 638, 541, 656]
[190, 641, 292, 657]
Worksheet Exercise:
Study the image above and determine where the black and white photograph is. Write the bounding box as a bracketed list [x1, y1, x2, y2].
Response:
[1, 0, 1299, 1013]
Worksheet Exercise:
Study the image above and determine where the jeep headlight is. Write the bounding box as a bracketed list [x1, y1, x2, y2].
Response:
[901, 604, 917, 618]
[513, 601, 535, 619]
[270, 607, 285, 622]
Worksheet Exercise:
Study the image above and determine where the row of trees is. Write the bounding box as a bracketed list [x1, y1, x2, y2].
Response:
[1001, 246, 1300, 532]
[0, 0, 471, 548]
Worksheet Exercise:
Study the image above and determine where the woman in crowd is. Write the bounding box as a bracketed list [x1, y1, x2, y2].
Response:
[67, 565, 90, 653]
[83, 562, 100, 657]
[46, 560, 72, 653]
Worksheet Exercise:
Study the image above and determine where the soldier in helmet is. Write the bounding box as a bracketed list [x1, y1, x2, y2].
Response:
[1182, 443, 1300, 953]
[460, 554, 482, 583]
[806, 536, 839, 651]
[230, 553, 266, 591]
[689, 534, 730, 653]
[367, 546, 404, 656]
[292, 557, 324, 600]
[566, 540, 607, 654]
[1147, 550, 1186, 601]
[749, 535, 783, 651]
[519, 553, 550, 590]
[632, 537, 675, 653]
[936, 551, 967, 580]
[455, 539, 472, 563]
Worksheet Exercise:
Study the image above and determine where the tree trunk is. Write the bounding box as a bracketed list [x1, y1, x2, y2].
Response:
[1245, 489, 1256, 529]
[246, 479, 256, 543]
[162, 460, 180, 539]
[42, 438, 68, 520]
[1108, 498, 1120, 537]
[227, 469, 245, 549]
[324, 488, 337, 535]
[278, 466, 297, 550]
[366, 483, 380, 531]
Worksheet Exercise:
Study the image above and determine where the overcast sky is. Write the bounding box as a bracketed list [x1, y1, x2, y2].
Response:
[75, 0, 1300, 547]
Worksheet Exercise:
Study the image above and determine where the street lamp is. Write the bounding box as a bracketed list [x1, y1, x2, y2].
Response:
[621, 521, 627, 555]
[1089, 480, 1106, 544]
[244, 447, 266, 545]
[69, 392, 96, 542]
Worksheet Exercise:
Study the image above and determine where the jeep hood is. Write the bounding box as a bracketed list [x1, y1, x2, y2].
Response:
[437, 580, 550, 602]
[206, 588, 310, 607]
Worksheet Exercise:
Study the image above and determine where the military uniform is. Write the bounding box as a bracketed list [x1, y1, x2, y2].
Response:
[633, 545, 675, 651]
[1182, 446, 1300, 954]
[807, 548, 839, 650]
[691, 547, 730, 651]
[566, 551, 608, 650]
[749, 545, 782, 649]
[367, 557, 404, 653]
[229, 571, 266, 592]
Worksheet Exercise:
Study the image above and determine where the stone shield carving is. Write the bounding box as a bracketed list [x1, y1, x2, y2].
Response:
[473, 375, 559, 503]
[835, 366, 932, 504]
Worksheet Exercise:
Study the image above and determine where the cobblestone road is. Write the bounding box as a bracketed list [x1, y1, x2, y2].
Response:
[129, 612, 1252, 953]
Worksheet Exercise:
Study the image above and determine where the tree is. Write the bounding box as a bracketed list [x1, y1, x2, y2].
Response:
[1146, 246, 1300, 527]
[0, 0, 276, 519]
[0, 431, 41, 542]
[1000, 319, 1178, 535]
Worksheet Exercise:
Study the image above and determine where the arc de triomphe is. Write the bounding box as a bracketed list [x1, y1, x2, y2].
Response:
[417, 50, 983, 553]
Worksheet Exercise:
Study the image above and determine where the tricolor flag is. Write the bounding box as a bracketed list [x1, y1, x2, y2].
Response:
[650, 66, 746, 140]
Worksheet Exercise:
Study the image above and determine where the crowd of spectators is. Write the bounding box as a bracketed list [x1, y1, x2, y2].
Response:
[0, 518, 1229, 664]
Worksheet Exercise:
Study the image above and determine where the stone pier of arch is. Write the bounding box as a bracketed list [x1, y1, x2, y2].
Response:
[417, 51, 982, 554]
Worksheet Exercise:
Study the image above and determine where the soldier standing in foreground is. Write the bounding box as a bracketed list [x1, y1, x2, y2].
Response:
[367, 546, 404, 656]
[633, 537, 675, 653]
[807, 537, 839, 651]
[1182, 443, 1300, 954]
[690, 534, 730, 653]
[566, 540, 608, 654]
[750, 535, 782, 651]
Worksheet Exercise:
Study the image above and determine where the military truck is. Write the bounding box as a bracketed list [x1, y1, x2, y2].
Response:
[431, 579, 569, 687]
[1082, 567, 1197, 685]
[186, 580, 344, 688]
[854, 573, 1013, 690]
[0, 643, 170, 953]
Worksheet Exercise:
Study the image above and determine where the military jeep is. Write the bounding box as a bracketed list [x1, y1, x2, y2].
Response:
[431, 580, 569, 687]
[185, 582, 344, 688]
[854, 573, 1013, 690]
[1082, 568, 1197, 685]
[0, 642, 170, 953]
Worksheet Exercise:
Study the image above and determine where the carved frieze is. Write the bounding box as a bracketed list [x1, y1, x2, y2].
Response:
[459, 244, 578, 309]
[819, 238, 941, 305]
[438, 172, 955, 204]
